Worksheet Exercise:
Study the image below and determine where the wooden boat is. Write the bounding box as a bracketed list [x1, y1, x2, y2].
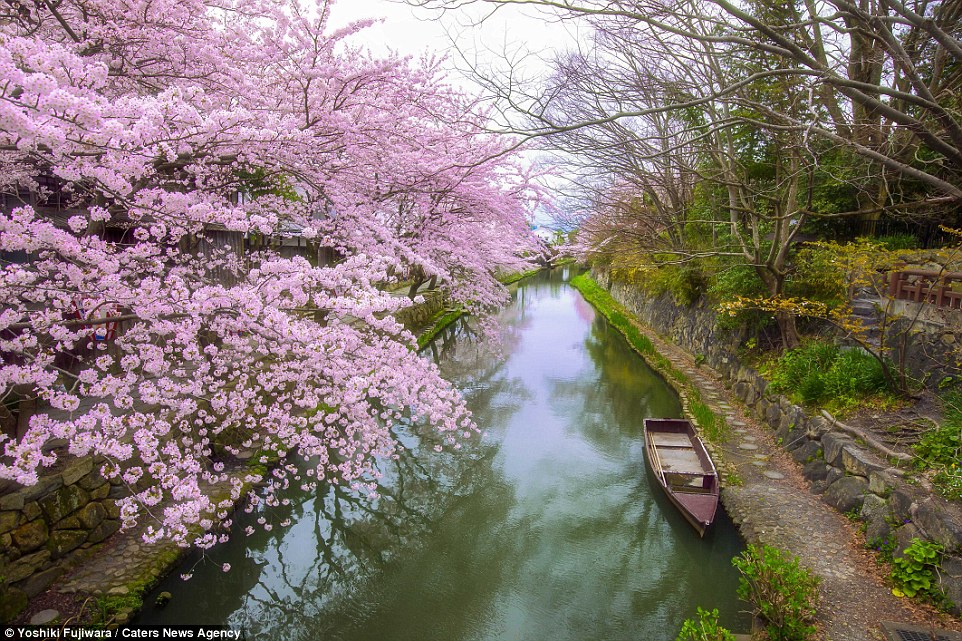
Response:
[643, 418, 720, 537]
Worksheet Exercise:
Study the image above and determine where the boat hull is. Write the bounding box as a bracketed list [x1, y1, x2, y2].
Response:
[643, 418, 720, 537]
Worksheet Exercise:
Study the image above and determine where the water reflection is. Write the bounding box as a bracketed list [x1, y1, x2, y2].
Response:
[139, 270, 748, 639]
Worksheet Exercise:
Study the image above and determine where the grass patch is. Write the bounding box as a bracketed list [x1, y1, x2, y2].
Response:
[914, 389, 962, 501]
[761, 340, 896, 416]
[570, 273, 729, 444]
[690, 398, 730, 443]
[499, 267, 543, 285]
[416, 308, 464, 350]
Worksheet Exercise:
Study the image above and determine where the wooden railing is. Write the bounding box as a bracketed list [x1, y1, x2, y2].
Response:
[887, 270, 962, 310]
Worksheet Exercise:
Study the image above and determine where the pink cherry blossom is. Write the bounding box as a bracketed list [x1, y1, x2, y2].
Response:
[0, 0, 543, 549]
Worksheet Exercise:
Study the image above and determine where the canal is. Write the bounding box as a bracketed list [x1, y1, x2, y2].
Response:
[139, 268, 748, 639]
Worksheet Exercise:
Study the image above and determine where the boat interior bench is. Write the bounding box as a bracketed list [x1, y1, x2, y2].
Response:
[651, 432, 714, 492]
[664, 472, 714, 492]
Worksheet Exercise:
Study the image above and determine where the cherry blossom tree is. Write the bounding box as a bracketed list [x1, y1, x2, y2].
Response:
[0, 0, 539, 548]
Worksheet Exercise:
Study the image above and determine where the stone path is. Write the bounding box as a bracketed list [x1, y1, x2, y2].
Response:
[59, 530, 180, 599]
[637, 325, 960, 641]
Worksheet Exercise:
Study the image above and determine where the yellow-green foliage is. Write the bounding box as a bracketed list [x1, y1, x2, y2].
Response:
[676, 607, 735, 641]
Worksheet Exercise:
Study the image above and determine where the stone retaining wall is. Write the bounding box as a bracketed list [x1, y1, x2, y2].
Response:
[594, 269, 962, 614]
[0, 456, 123, 620]
[883, 304, 962, 388]
[395, 290, 447, 330]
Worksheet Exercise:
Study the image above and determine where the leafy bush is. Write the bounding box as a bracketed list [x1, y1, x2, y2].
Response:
[788, 245, 848, 307]
[676, 607, 735, 641]
[640, 263, 709, 307]
[891, 538, 944, 600]
[708, 264, 773, 331]
[825, 349, 888, 399]
[915, 390, 962, 469]
[765, 341, 838, 398]
[732, 544, 820, 641]
[871, 234, 919, 251]
[764, 341, 889, 413]
[933, 465, 962, 502]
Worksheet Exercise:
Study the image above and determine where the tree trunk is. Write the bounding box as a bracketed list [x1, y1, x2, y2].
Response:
[775, 310, 802, 350]
[0, 403, 16, 441]
[16, 397, 36, 442]
[408, 278, 424, 299]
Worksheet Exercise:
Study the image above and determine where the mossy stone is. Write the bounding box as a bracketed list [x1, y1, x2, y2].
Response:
[87, 519, 120, 544]
[47, 530, 88, 559]
[77, 502, 106, 530]
[17, 565, 64, 597]
[23, 502, 41, 522]
[103, 499, 120, 520]
[5, 550, 51, 583]
[824, 475, 869, 514]
[0, 511, 20, 535]
[0, 492, 24, 512]
[12, 519, 48, 553]
[89, 484, 110, 500]
[0, 587, 28, 623]
[61, 459, 93, 486]
[21, 476, 63, 503]
[39, 484, 90, 523]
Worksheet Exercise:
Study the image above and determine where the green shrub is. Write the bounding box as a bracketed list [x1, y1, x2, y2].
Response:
[915, 390, 962, 468]
[824, 348, 888, 399]
[676, 607, 735, 641]
[933, 465, 962, 501]
[709, 264, 772, 331]
[764, 341, 889, 412]
[641, 263, 708, 307]
[871, 234, 919, 251]
[765, 341, 839, 401]
[732, 544, 820, 641]
[891, 538, 944, 601]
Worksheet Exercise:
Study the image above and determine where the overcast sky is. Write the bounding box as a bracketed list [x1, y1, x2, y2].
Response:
[328, 0, 584, 227]
[328, 0, 581, 85]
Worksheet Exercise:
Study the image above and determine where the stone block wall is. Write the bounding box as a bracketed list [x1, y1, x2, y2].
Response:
[395, 290, 447, 330]
[0, 456, 123, 621]
[595, 269, 962, 614]
[884, 311, 962, 388]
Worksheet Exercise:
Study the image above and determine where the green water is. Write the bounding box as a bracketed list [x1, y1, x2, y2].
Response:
[139, 269, 748, 639]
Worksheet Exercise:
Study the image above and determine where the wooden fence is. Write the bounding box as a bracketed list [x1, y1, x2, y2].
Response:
[887, 270, 962, 310]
